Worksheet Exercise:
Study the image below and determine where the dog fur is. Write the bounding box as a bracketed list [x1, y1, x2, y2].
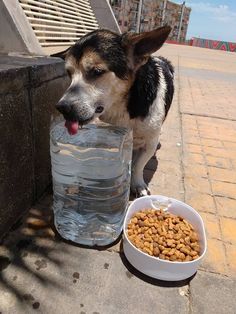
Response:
[55, 26, 174, 196]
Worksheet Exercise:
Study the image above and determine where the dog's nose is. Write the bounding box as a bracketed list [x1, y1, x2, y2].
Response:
[55, 100, 72, 115]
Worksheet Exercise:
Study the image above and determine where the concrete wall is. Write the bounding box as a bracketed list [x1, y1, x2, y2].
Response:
[0, 56, 69, 237]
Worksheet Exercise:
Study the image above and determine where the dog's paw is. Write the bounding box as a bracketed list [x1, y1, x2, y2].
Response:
[131, 181, 151, 198]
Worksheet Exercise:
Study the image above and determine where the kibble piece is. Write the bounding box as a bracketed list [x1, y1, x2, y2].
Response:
[144, 241, 150, 248]
[162, 248, 171, 255]
[176, 243, 184, 250]
[148, 229, 152, 235]
[169, 254, 177, 261]
[151, 227, 157, 234]
[190, 250, 198, 257]
[166, 239, 175, 247]
[153, 247, 160, 257]
[138, 220, 145, 227]
[174, 233, 182, 240]
[180, 247, 191, 255]
[185, 236, 191, 245]
[190, 232, 198, 242]
[167, 248, 176, 256]
[127, 229, 133, 236]
[140, 213, 147, 220]
[184, 255, 192, 262]
[191, 243, 200, 253]
[131, 217, 138, 224]
[174, 224, 180, 231]
[144, 236, 153, 243]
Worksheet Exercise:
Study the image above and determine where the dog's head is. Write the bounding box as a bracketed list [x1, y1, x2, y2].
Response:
[55, 26, 171, 133]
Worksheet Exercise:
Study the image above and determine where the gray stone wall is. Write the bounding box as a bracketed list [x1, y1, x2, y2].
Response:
[0, 56, 69, 237]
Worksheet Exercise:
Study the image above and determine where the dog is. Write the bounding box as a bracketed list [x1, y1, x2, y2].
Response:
[54, 26, 174, 197]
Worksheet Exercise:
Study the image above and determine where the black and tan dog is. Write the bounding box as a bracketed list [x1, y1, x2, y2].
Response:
[55, 26, 174, 196]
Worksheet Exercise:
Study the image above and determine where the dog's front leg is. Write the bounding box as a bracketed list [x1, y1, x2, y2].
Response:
[131, 140, 157, 197]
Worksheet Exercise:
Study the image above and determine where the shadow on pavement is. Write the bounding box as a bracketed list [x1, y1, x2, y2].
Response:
[119, 250, 195, 288]
[0, 191, 65, 302]
[144, 142, 160, 188]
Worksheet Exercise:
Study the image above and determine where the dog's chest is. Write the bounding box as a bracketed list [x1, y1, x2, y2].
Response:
[100, 110, 153, 150]
[100, 104, 131, 128]
[100, 96, 165, 149]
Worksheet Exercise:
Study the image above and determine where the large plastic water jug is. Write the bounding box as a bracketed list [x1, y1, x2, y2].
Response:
[50, 121, 132, 246]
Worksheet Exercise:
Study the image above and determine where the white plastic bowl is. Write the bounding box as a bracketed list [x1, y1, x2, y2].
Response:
[123, 195, 207, 281]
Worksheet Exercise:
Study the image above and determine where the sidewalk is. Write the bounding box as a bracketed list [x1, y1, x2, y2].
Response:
[1, 44, 236, 314]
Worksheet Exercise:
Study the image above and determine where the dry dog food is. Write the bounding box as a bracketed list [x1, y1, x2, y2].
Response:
[127, 209, 200, 262]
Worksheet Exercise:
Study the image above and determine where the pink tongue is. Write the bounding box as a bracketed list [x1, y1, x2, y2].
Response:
[65, 120, 79, 135]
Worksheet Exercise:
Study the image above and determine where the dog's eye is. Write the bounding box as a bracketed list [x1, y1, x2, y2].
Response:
[88, 68, 106, 79]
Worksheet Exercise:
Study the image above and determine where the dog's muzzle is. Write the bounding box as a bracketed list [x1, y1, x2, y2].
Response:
[56, 99, 95, 124]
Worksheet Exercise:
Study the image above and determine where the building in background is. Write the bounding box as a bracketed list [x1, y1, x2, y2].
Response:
[110, 0, 191, 42]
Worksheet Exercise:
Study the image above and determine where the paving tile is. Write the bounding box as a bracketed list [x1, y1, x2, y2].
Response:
[146, 170, 184, 201]
[204, 146, 236, 160]
[190, 271, 236, 314]
[183, 134, 201, 145]
[182, 115, 198, 129]
[201, 138, 223, 148]
[151, 159, 182, 177]
[208, 166, 236, 183]
[223, 141, 236, 151]
[218, 134, 236, 143]
[185, 192, 216, 214]
[225, 243, 236, 276]
[183, 143, 202, 154]
[184, 164, 208, 178]
[215, 196, 236, 219]
[211, 181, 236, 198]
[232, 159, 236, 170]
[184, 176, 212, 194]
[220, 217, 236, 244]
[205, 155, 232, 169]
[200, 212, 221, 240]
[201, 238, 227, 275]
[183, 152, 205, 165]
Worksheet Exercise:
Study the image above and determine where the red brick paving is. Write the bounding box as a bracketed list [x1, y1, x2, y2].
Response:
[148, 45, 236, 277]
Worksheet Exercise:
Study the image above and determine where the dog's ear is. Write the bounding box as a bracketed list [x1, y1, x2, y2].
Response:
[122, 26, 171, 69]
[50, 47, 70, 60]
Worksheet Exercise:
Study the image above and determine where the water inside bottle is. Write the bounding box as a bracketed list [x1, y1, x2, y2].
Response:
[50, 121, 132, 246]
